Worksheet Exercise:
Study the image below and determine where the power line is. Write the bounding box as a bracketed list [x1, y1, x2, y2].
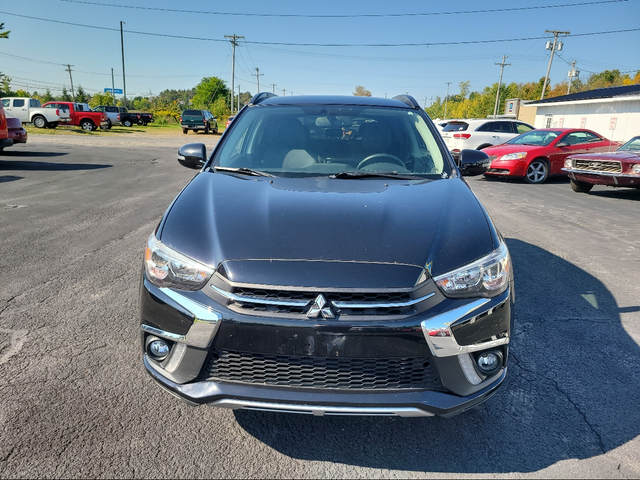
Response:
[1, 11, 638, 47]
[57, 0, 631, 18]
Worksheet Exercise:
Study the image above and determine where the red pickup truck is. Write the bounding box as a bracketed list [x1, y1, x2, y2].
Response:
[42, 101, 108, 132]
[0, 100, 14, 152]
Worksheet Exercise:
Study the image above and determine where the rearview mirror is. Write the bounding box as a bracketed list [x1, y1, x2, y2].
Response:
[177, 143, 207, 169]
[458, 149, 490, 176]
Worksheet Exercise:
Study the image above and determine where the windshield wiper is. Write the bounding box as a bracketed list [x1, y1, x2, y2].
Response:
[213, 166, 275, 177]
[330, 171, 416, 180]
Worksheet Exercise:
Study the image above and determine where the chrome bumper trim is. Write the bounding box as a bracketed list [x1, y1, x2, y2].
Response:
[142, 288, 222, 348]
[562, 168, 638, 178]
[421, 297, 509, 357]
[210, 399, 434, 417]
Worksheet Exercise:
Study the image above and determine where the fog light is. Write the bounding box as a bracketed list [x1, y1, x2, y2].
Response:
[475, 350, 503, 375]
[146, 336, 170, 360]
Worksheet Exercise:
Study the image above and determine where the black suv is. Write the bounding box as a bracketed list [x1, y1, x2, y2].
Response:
[139, 93, 514, 418]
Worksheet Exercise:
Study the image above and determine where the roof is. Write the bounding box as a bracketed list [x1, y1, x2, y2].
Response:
[526, 84, 640, 105]
[258, 95, 413, 109]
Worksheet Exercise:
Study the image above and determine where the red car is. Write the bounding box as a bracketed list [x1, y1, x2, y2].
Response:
[7, 117, 27, 144]
[562, 135, 640, 193]
[483, 128, 621, 184]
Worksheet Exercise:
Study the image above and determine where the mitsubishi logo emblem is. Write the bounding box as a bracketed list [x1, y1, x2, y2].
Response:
[307, 294, 335, 319]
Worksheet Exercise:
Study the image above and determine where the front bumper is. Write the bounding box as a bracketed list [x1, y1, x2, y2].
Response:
[563, 168, 640, 188]
[140, 276, 513, 417]
[485, 159, 528, 177]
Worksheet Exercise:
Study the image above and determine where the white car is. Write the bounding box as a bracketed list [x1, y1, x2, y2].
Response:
[1, 97, 68, 128]
[440, 119, 534, 161]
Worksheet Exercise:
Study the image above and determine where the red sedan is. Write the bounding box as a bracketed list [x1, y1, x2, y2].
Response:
[483, 128, 620, 184]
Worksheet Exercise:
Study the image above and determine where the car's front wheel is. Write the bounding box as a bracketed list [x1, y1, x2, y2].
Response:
[123, 119, 133, 127]
[524, 159, 549, 184]
[183, 128, 188, 134]
[570, 179, 594, 193]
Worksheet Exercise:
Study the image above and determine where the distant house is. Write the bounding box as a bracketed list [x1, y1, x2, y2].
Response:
[520, 84, 640, 142]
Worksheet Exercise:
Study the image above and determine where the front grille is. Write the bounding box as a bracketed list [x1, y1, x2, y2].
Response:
[200, 349, 444, 390]
[573, 159, 622, 173]
[211, 284, 431, 319]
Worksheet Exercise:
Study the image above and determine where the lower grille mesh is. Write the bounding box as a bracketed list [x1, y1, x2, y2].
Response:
[200, 349, 444, 390]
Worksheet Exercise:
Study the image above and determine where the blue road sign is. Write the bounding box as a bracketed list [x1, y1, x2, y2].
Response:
[104, 88, 123, 94]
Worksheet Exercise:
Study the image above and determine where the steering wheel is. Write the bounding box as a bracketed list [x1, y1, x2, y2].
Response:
[357, 154, 406, 170]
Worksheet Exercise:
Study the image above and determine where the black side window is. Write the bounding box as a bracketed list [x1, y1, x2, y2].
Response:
[493, 122, 512, 133]
[13, 99, 25, 107]
[476, 122, 493, 132]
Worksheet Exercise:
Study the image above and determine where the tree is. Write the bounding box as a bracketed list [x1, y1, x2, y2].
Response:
[88, 91, 115, 108]
[0, 23, 9, 39]
[0, 73, 11, 96]
[353, 86, 372, 97]
[60, 86, 72, 102]
[191, 77, 229, 110]
[76, 85, 89, 103]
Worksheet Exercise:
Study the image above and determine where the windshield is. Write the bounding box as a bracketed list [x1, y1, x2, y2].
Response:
[619, 136, 640, 152]
[213, 105, 448, 177]
[507, 130, 562, 146]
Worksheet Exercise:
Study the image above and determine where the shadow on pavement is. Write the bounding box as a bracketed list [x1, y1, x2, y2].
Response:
[234, 238, 640, 473]
[0, 159, 111, 172]
[587, 188, 640, 201]
[0, 151, 69, 158]
[0, 175, 23, 183]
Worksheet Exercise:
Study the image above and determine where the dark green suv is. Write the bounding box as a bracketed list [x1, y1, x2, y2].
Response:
[180, 109, 218, 134]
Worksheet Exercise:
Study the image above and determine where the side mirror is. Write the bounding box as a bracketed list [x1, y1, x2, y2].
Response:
[556, 141, 569, 148]
[458, 149, 491, 176]
[177, 143, 207, 169]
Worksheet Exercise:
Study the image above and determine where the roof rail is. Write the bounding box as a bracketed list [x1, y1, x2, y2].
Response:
[249, 92, 278, 105]
[392, 94, 421, 110]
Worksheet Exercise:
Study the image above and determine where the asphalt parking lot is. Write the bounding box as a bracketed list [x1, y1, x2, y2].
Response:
[1, 137, 639, 478]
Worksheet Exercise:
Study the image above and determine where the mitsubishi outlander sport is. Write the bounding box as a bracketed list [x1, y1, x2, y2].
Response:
[139, 93, 514, 418]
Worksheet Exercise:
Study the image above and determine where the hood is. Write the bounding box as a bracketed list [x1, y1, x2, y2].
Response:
[483, 143, 549, 156]
[568, 151, 640, 162]
[159, 173, 498, 288]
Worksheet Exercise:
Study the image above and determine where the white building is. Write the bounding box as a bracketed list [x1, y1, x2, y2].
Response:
[519, 84, 640, 142]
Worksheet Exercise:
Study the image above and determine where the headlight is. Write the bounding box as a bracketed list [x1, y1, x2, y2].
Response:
[144, 234, 214, 290]
[631, 164, 640, 174]
[564, 159, 573, 169]
[500, 152, 527, 161]
[434, 242, 510, 298]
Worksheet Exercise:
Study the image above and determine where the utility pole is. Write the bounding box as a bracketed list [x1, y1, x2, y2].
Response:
[444, 82, 452, 120]
[541, 29, 570, 100]
[120, 21, 127, 108]
[493, 55, 511, 118]
[65, 64, 76, 102]
[225, 34, 244, 114]
[567, 60, 579, 95]
[111, 68, 116, 106]
[252, 67, 264, 93]
[237, 85, 240, 112]
[282, 88, 286, 96]
[270, 83, 277, 94]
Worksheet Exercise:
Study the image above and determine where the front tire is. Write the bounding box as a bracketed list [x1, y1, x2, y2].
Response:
[570, 179, 594, 193]
[183, 128, 188, 134]
[81, 119, 95, 132]
[123, 119, 133, 127]
[524, 159, 549, 184]
[32, 115, 47, 128]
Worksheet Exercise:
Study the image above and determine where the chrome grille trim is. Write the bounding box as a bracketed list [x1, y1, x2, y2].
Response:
[573, 159, 622, 173]
[211, 284, 435, 313]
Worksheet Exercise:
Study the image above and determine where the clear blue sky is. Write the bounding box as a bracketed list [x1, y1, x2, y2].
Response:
[1, 0, 639, 105]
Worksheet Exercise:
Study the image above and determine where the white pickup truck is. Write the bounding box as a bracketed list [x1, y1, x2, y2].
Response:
[0, 97, 70, 128]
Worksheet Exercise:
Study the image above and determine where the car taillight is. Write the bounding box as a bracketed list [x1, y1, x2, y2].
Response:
[179, 117, 182, 122]
[204, 119, 207, 124]
[453, 133, 472, 139]
[117, 115, 120, 120]
[56, 109, 59, 116]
